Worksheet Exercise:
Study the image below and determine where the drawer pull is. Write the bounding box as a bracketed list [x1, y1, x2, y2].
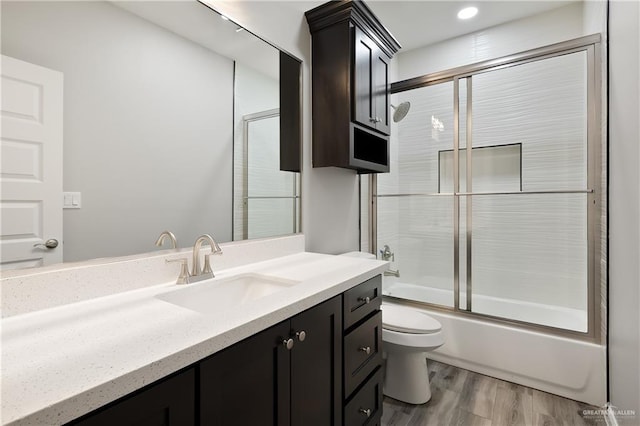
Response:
[295, 330, 306, 342]
[358, 296, 371, 304]
[359, 346, 371, 355]
[283, 338, 294, 350]
[359, 408, 372, 418]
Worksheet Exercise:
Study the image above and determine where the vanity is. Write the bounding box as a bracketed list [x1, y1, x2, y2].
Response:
[1, 235, 387, 425]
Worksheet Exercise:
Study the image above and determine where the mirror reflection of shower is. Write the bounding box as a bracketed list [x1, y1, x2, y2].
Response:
[391, 101, 411, 122]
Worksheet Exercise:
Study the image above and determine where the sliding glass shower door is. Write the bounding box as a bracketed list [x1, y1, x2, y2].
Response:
[468, 52, 590, 331]
[366, 36, 601, 337]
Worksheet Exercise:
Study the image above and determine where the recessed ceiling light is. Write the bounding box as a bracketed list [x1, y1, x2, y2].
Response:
[457, 6, 478, 20]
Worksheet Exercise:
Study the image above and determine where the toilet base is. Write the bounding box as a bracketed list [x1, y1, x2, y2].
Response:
[383, 351, 431, 404]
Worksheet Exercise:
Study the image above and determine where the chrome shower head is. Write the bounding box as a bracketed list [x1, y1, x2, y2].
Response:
[391, 101, 411, 122]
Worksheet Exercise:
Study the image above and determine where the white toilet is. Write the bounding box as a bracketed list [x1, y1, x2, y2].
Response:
[381, 302, 444, 404]
[338, 251, 445, 404]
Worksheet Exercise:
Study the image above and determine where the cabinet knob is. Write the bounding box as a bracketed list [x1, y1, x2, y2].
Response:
[283, 338, 294, 350]
[295, 331, 306, 342]
[359, 408, 372, 418]
[358, 296, 371, 304]
[359, 346, 371, 355]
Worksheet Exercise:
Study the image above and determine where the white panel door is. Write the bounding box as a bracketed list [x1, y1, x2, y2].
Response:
[1, 55, 63, 269]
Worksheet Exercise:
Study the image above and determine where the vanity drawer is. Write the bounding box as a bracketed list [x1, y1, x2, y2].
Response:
[344, 310, 382, 397]
[344, 275, 382, 330]
[344, 367, 383, 426]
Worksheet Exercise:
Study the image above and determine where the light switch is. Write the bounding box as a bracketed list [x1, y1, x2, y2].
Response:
[63, 192, 82, 209]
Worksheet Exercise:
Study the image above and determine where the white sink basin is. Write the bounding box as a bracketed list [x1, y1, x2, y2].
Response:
[156, 273, 299, 314]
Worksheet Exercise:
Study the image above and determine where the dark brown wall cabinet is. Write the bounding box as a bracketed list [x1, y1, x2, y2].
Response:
[305, 0, 401, 173]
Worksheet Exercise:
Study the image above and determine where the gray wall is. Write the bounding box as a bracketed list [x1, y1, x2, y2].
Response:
[1, 1, 234, 261]
[211, 1, 361, 255]
[609, 0, 640, 420]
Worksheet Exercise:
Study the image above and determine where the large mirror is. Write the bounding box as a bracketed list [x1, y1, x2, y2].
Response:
[0, 1, 301, 268]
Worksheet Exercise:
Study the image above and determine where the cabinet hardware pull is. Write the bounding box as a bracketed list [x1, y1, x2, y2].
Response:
[359, 346, 371, 355]
[295, 331, 306, 342]
[359, 408, 372, 417]
[358, 296, 371, 304]
[375, 117, 382, 123]
[283, 338, 294, 350]
[369, 117, 377, 123]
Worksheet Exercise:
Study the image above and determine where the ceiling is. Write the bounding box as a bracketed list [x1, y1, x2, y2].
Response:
[300, 0, 579, 52]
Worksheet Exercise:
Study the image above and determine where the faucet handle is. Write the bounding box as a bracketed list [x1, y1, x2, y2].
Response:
[166, 257, 190, 285]
[380, 244, 395, 262]
[202, 245, 223, 275]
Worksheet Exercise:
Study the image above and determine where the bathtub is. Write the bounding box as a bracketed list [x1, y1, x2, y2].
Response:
[384, 282, 588, 332]
[383, 281, 606, 406]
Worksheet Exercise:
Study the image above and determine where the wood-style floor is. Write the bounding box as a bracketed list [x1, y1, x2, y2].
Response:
[381, 360, 603, 426]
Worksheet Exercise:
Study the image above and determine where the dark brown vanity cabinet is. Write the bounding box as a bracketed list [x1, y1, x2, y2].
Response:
[68, 369, 196, 426]
[305, 0, 400, 173]
[200, 295, 342, 426]
[342, 275, 383, 425]
[67, 275, 384, 426]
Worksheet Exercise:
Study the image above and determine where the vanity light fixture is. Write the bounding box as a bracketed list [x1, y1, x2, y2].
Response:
[457, 6, 478, 20]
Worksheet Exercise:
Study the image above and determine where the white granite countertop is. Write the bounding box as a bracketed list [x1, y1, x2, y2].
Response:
[1, 252, 387, 426]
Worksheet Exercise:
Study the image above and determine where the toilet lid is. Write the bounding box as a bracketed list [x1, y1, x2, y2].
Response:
[382, 304, 442, 334]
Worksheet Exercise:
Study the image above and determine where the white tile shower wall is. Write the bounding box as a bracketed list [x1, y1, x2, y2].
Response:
[396, 2, 586, 81]
[382, 40, 589, 311]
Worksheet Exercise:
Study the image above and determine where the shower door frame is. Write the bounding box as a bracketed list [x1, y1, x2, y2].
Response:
[242, 108, 301, 239]
[367, 34, 604, 342]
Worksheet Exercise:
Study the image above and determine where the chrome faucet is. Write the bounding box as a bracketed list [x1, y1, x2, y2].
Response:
[191, 234, 223, 278]
[380, 244, 400, 278]
[155, 230, 178, 249]
[166, 233, 222, 285]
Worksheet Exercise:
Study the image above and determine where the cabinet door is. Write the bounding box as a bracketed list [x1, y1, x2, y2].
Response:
[200, 321, 291, 426]
[372, 50, 390, 135]
[353, 26, 391, 136]
[69, 369, 195, 426]
[353, 26, 376, 131]
[290, 296, 342, 426]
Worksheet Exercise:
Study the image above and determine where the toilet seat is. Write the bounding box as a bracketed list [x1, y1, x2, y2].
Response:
[381, 303, 441, 334]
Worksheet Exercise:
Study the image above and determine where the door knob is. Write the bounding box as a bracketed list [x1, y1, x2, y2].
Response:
[283, 338, 294, 350]
[33, 239, 59, 249]
[295, 331, 306, 342]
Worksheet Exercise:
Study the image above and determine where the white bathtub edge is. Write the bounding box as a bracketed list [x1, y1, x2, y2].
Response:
[421, 308, 607, 406]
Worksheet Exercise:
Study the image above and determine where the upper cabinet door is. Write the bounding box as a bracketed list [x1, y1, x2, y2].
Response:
[373, 49, 391, 135]
[353, 26, 375, 131]
[353, 26, 390, 136]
